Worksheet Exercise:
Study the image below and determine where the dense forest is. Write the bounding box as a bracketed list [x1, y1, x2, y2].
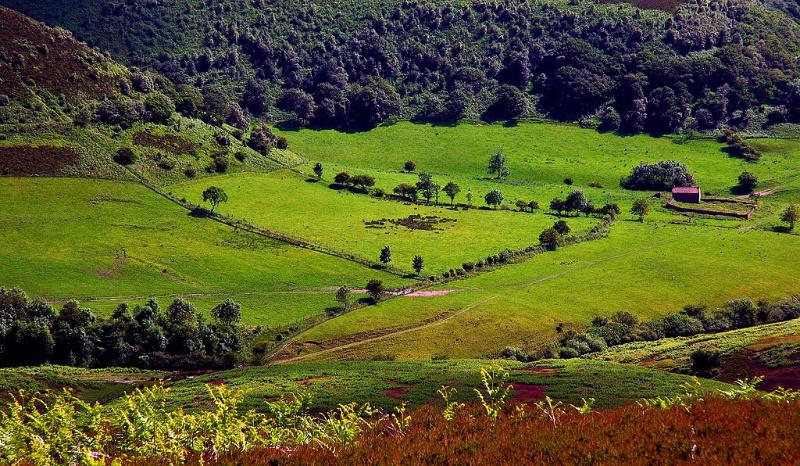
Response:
[4, 0, 800, 133]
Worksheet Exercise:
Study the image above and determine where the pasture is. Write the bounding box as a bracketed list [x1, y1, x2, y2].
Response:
[0, 177, 404, 327]
[172, 169, 598, 275]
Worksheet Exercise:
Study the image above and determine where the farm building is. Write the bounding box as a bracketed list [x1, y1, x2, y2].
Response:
[672, 186, 701, 203]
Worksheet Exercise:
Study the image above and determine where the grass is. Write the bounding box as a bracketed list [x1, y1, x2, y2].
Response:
[162, 359, 731, 411]
[171, 169, 597, 275]
[0, 366, 165, 403]
[282, 219, 800, 360]
[0, 177, 407, 328]
[277, 121, 800, 202]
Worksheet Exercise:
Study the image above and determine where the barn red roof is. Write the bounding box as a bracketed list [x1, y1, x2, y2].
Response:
[672, 187, 700, 194]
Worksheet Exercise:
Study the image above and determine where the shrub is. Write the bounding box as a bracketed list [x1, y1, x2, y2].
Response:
[690, 349, 721, 376]
[563, 177, 574, 185]
[557, 346, 580, 359]
[144, 92, 175, 124]
[114, 147, 136, 165]
[539, 228, 563, 251]
[184, 167, 196, 178]
[738, 171, 758, 193]
[334, 172, 351, 185]
[404, 160, 416, 172]
[661, 313, 704, 337]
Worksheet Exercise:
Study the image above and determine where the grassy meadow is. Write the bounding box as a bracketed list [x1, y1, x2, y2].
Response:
[0, 177, 406, 327]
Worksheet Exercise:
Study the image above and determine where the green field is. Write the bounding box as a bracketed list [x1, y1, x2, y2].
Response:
[0, 177, 406, 327]
[152, 359, 732, 411]
[172, 169, 597, 275]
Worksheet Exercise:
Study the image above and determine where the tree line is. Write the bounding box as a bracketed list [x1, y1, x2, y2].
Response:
[0, 288, 244, 369]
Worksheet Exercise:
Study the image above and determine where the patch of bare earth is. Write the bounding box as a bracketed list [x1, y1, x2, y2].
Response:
[509, 383, 546, 402]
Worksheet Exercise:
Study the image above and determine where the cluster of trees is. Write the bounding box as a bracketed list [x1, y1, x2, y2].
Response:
[557, 296, 800, 360]
[49, 0, 800, 133]
[621, 161, 696, 191]
[334, 172, 376, 191]
[0, 288, 244, 369]
[549, 191, 621, 219]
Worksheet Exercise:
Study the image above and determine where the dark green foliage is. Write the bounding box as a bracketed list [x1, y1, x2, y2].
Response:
[379, 246, 392, 265]
[484, 189, 504, 209]
[143, 92, 175, 124]
[723, 130, 761, 162]
[365, 280, 385, 302]
[313, 162, 323, 180]
[737, 171, 758, 193]
[8, 0, 800, 133]
[202, 186, 228, 212]
[412, 255, 424, 275]
[539, 228, 563, 251]
[0, 288, 243, 369]
[690, 349, 721, 376]
[334, 172, 351, 186]
[552, 221, 570, 236]
[393, 183, 417, 201]
[113, 147, 136, 165]
[247, 123, 274, 155]
[622, 161, 696, 191]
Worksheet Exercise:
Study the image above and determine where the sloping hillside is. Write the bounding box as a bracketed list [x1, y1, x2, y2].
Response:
[3, 0, 799, 132]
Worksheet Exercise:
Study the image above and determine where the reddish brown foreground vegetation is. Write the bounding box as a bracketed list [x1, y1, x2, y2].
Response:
[208, 400, 800, 465]
[0, 145, 78, 175]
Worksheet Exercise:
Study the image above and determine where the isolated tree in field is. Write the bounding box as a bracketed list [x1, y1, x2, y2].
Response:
[416, 173, 436, 202]
[485, 189, 504, 209]
[351, 174, 375, 191]
[202, 186, 228, 213]
[539, 228, 563, 251]
[334, 172, 351, 186]
[379, 246, 392, 266]
[412, 255, 425, 275]
[488, 149, 510, 179]
[565, 191, 588, 216]
[335, 286, 351, 311]
[366, 280, 385, 302]
[516, 199, 529, 212]
[466, 191, 474, 207]
[432, 183, 441, 205]
[528, 200, 540, 211]
[553, 220, 570, 236]
[404, 160, 416, 172]
[631, 199, 651, 222]
[738, 171, 758, 193]
[782, 204, 800, 230]
[313, 162, 323, 180]
[600, 203, 621, 218]
[393, 183, 417, 201]
[443, 182, 461, 205]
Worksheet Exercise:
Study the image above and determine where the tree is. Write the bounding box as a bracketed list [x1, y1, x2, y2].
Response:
[313, 162, 323, 180]
[564, 191, 588, 216]
[334, 172, 351, 186]
[144, 92, 175, 124]
[247, 123, 274, 155]
[202, 186, 228, 213]
[631, 199, 651, 222]
[782, 204, 800, 230]
[335, 286, 351, 311]
[351, 174, 375, 191]
[599, 203, 621, 218]
[553, 220, 570, 236]
[211, 299, 242, 326]
[485, 190, 505, 209]
[416, 173, 436, 203]
[412, 255, 424, 275]
[393, 183, 417, 201]
[466, 191, 474, 207]
[443, 182, 461, 205]
[539, 228, 563, 251]
[621, 161, 695, 191]
[515, 199, 529, 212]
[738, 171, 758, 193]
[488, 149, 510, 179]
[366, 280, 385, 302]
[379, 246, 392, 266]
[404, 161, 416, 172]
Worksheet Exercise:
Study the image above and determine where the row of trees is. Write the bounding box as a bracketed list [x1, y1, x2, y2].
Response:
[378, 246, 425, 275]
[0, 288, 244, 369]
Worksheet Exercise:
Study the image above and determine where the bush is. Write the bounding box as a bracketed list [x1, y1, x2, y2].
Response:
[737, 171, 758, 193]
[621, 161, 695, 191]
[557, 346, 580, 359]
[661, 313, 704, 337]
[113, 147, 136, 165]
[690, 349, 721, 376]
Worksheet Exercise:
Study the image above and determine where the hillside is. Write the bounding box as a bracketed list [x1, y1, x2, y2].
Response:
[3, 0, 800, 132]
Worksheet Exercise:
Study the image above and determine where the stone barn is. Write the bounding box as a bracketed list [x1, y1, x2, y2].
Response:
[672, 186, 701, 203]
